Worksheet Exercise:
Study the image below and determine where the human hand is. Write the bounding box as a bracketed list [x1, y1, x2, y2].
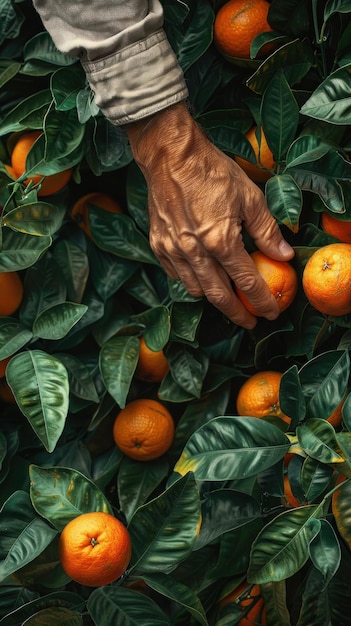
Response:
[126, 103, 294, 329]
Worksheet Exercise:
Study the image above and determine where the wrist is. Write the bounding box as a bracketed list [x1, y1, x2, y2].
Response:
[125, 102, 202, 172]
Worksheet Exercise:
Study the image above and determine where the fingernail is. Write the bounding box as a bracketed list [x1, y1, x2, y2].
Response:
[279, 240, 294, 258]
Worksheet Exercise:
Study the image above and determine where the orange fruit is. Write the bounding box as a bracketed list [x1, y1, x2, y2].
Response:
[71, 191, 123, 240]
[113, 398, 174, 461]
[321, 212, 351, 244]
[235, 251, 298, 316]
[214, 0, 274, 60]
[219, 580, 266, 625]
[0, 271, 23, 316]
[135, 336, 169, 383]
[302, 243, 351, 316]
[236, 370, 290, 424]
[58, 511, 132, 587]
[235, 127, 275, 183]
[10, 131, 72, 196]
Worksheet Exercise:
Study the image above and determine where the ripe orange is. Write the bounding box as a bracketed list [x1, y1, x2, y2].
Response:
[70, 191, 123, 240]
[135, 336, 169, 383]
[302, 243, 351, 316]
[235, 251, 298, 316]
[214, 0, 274, 60]
[113, 398, 174, 461]
[58, 511, 132, 587]
[236, 370, 290, 424]
[0, 271, 23, 316]
[235, 127, 275, 183]
[10, 131, 72, 196]
[321, 212, 351, 244]
[219, 580, 266, 625]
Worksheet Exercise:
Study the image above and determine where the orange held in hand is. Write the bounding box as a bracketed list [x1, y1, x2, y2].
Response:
[0, 271, 23, 316]
[135, 336, 169, 383]
[236, 251, 298, 317]
[235, 127, 275, 183]
[70, 191, 123, 240]
[10, 131, 72, 196]
[58, 511, 132, 587]
[113, 398, 174, 461]
[236, 370, 290, 424]
[214, 0, 274, 60]
[302, 243, 351, 316]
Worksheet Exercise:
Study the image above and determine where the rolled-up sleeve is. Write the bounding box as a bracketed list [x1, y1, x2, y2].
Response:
[32, 0, 188, 125]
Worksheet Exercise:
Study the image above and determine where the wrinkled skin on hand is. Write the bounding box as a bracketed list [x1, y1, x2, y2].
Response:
[126, 102, 294, 329]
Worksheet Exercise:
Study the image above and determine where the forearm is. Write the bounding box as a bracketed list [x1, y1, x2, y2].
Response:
[32, 0, 188, 125]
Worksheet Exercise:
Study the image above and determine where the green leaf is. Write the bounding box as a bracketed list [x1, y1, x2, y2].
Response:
[23, 32, 77, 67]
[167, 346, 208, 399]
[0, 229, 51, 271]
[265, 174, 303, 232]
[247, 39, 314, 94]
[6, 351, 69, 452]
[53, 240, 89, 304]
[194, 489, 261, 551]
[118, 456, 169, 523]
[50, 66, 86, 111]
[128, 473, 201, 574]
[32, 302, 88, 340]
[131, 305, 171, 351]
[176, 1, 214, 73]
[170, 301, 203, 343]
[279, 365, 306, 429]
[0, 317, 32, 359]
[0, 591, 85, 625]
[0, 60, 21, 89]
[300, 65, 351, 124]
[3, 202, 65, 237]
[29, 465, 113, 532]
[297, 419, 350, 473]
[54, 354, 99, 403]
[248, 506, 321, 583]
[89, 208, 158, 265]
[261, 69, 300, 161]
[0, 491, 58, 582]
[99, 335, 139, 409]
[301, 457, 334, 503]
[141, 572, 208, 626]
[43, 108, 85, 162]
[174, 416, 290, 481]
[87, 586, 170, 626]
[309, 519, 341, 586]
[0, 90, 52, 136]
[324, 0, 351, 19]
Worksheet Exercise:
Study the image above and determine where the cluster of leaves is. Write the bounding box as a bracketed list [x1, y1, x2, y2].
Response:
[0, 0, 350, 624]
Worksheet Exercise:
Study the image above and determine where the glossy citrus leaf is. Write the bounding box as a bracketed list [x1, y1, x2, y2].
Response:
[52, 240, 89, 304]
[174, 416, 290, 481]
[324, 0, 351, 18]
[43, 108, 85, 162]
[3, 202, 65, 236]
[89, 208, 158, 265]
[6, 350, 69, 452]
[248, 506, 321, 583]
[0, 90, 52, 136]
[265, 174, 302, 232]
[261, 69, 299, 161]
[0, 591, 85, 625]
[301, 457, 334, 503]
[0, 317, 32, 359]
[175, 1, 214, 73]
[0, 60, 21, 89]
[260, 580, 291, 626]
[0, 490, 58, 582]
[0, 229, 51, 271]
[32, 302, 88, 340]
[166, 346, 208, 399]
[297, 419, 347, 467]
[54, 353, 99, 403]
[99, 334, 139, 409]
[87, 586, 171, 626]
[117, 456, 169, 522]
[131, 305, 170, 351]
[300, 65, 351, 124]
[212, 518, 263, 579]
[29, 465, 113, 531]
[309, 519, 341, 585]
[128, 473, 201, 574]
[141, 572, 208, 626]
[279, 365, 306, 429]
[194, 489, 261, 551]
[51, 65, 86, 112]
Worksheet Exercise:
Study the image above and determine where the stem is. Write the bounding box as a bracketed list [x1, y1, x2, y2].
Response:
[311, 0, 328, 78]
